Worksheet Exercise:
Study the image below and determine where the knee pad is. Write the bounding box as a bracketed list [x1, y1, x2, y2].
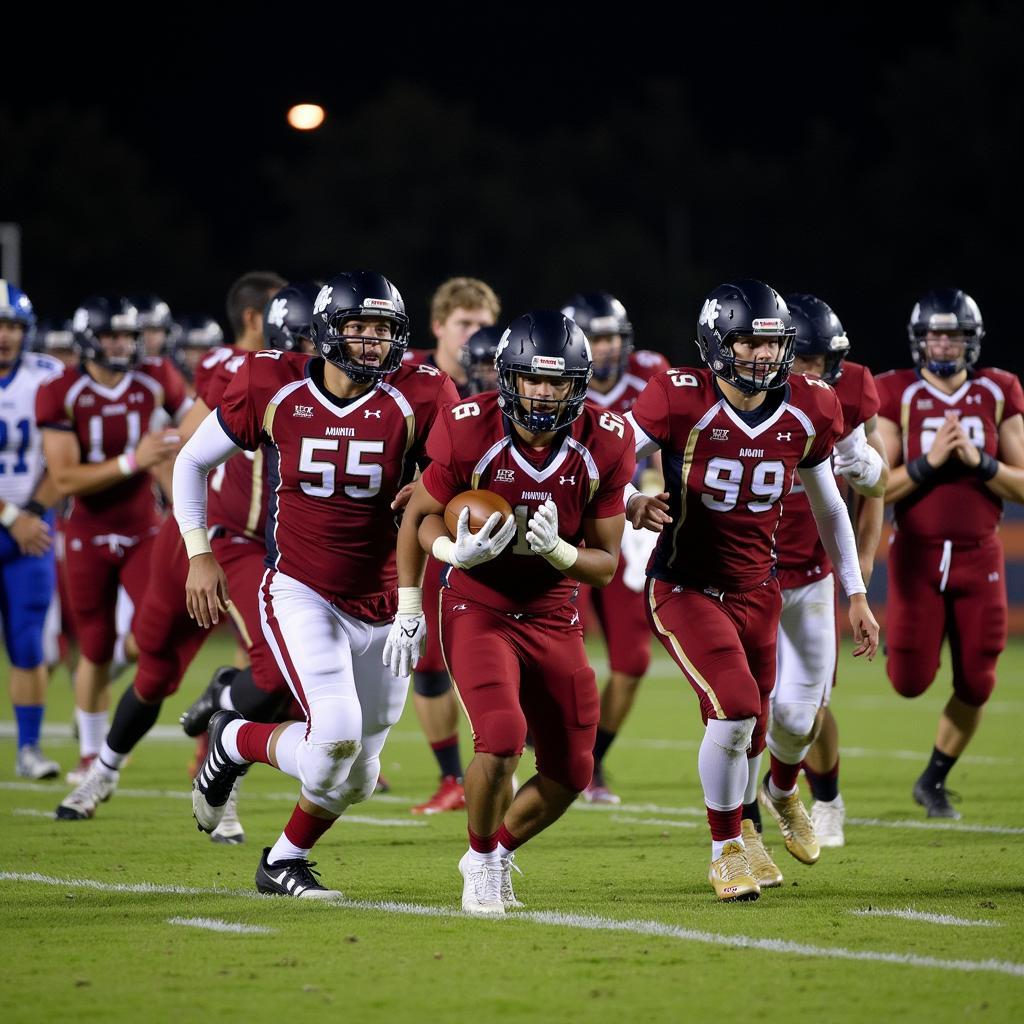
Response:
[413, 669, 452, 698]
[705, 716, 756, 754]
[474, 707, 527, 758]
[767, 701, 818, 763]
[887, 652, 937, 699]
[327, 754, 380, 813]
[132, 649, 183, 701]
[297, 737, 363, 799]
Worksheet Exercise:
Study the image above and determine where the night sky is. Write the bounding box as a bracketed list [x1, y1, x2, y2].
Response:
[4, 3, 1020, 374]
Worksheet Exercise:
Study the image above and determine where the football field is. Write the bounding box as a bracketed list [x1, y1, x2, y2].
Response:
[3, 636, 1023, 1023]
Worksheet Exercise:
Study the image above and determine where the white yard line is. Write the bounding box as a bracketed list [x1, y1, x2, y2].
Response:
[2, 870, 1022, 979]
[167, 916, 275, 934]
[847, 817, 1024, 836]
[610, 815, 699, 829]
[12, 808, 56, 819]
[850, 907, 1000, 928]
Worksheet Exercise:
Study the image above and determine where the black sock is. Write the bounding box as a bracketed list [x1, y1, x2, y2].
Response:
[919, 746, 958, 789]
[742, 801, 762, 833]
[230, 668, 289, 722]
[106, 687, 162, 756]
[804, 762, 840, 803]
[593, 726, 617, 767]
[431, 737, 463, 780]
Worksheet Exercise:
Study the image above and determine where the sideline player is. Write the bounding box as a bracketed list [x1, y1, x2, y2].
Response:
[625, 280, 879, 902]
[404, 277, 501, 814]
[177, 271, 459, 897]
[0, 281, 64, 777]
[562, 291, 668, 803]
[746, 294, 887, 876]
[391, 310, 634, 915]
[36, 296, 187, 781]
[876, 288, 1024, 819]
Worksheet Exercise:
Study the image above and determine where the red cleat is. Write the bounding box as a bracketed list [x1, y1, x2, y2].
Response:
[411, 774, 465, 815]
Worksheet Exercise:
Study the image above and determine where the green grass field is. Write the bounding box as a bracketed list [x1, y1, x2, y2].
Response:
[3, 636, 1023, 1023]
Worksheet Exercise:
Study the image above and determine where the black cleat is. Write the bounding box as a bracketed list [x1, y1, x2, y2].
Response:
[181, 665, 238, 738]
[192, 710, 249, 833]
[913, 777, 962, 820]
[255, 847, 342, 899]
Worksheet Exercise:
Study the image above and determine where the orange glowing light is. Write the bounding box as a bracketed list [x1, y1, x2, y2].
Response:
[287, 104, 325, 131]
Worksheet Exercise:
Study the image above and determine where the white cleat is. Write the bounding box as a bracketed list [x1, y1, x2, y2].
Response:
[16, 745, 60, 780]
[500, 853, 524, 909]
[56, 760, 119, 820]
[810, 795, 846, 848]
[458, 851, 505, 917]
[210, 780, 245, 845]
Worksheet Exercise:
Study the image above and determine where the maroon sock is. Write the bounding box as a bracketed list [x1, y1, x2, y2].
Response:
[769, 754, 802, 793]
[496, 824, 522, 852]
[803, 756, 841, 802]
[283, 803, 336, 850]
[468, 827, 499, 854]
[234, 721, 278, 765]
[706, 805, 742, 841]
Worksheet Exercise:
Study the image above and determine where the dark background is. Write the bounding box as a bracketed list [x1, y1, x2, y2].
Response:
[3, 4, 1020, 374]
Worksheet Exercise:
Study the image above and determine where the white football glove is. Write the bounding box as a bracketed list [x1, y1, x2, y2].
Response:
[526, 499, 579, 571]
[383, 588, 427, 678]
[449, 506, 517, 569]
[833, 427, 883, 490]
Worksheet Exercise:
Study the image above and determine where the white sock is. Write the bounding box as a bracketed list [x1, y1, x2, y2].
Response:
[744, 752, 762, 805]
[497, 842, 515, 861]
[467, 846, 499, 866]
[219, 688, 235, 712]
[267, 833, 310, 865]
[712, 835, 745, 861]
[768, 777, 799, 801]
[98, 742, 125, 772]
[76, 710, 108, 758]
[218, 719, 249, 765]
[269, 722, 305, 782]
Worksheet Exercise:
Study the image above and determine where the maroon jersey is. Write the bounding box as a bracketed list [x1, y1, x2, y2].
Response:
[218, 352, 459, 622]
[876, 367, 1024, 542]
[586, 349, 670, 416]
[420, 393, 636, 614]
[195, 345, 270, 540]
[36, 358, 188, 535]
[775, 362, 880, 589]
[630, 368, 843, 592]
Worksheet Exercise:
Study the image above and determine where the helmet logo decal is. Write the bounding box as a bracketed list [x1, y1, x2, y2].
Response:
[927, 313, 959, 331]
[72, 308, 90, 333]
[267, 298, 288, 329]
[751, 318, 784, 333]
[829, 334, 848, 351]
[361, 298, 395, 311]
[313, 286, 333, 316]
[699, 298, 721, 331]
[532, 355, 565, 371]
[495, 328, 512, 360]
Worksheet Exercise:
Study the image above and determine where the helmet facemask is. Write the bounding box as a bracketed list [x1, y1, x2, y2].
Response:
[497, 364, 591, 433]
[318, 311, 408, 384]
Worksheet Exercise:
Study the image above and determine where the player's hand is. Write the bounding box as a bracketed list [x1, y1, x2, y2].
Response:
[390, 481, 416, 512]
[185, 553, 230, 628]
[848, 593, 880, 661]
[526, 499, 561, 555]
[453, 507, 516, 568]
[627, 491, 672, 533]
[134, 429, 182, 471]
[382, 613, 427, 678]
[9, 512, 52, 556]
[947, 418, 982, 468]
[924, 413, 961, 470]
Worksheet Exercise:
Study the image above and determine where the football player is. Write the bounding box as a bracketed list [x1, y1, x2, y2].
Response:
[132, 294, 175, 358]
[404, 278, 501, 815]
[562, 291, 669, 804]
[390, 310, 635, 915]
[36, 296, 188, 783]
[625, 280, 879, 902]
[0, 281, 64, 778]
[876, 289, 1024, 818]
[750, 294, 887, 873]
[33, 320, 78, 369]
[175, 270, 459, 898]
[170, 315, 226, 384]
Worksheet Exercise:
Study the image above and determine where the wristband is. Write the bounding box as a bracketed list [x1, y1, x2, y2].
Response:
[976, 450, 999, 481]
[0, 503, 19, 529]
[431, 535, 462, 568]
[905, 454, 938, 485]
[397, 586, 423, 616]
[182, 527, 213, 558]
[117, 451, 139, 477]
[22, 500, 47, 518]
[539, 536, 579, 572]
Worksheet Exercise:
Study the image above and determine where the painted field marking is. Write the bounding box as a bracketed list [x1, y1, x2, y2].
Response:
[2, 870, 1022, 979]
[167, 916, 275, 935]
[851, 907, 1000, 928]
[611, 815, 699, 829]
[847, 817, 1024, 837]
[12, 808, 56, 819]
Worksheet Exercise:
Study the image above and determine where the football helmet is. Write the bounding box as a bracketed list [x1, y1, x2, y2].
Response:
[0, 280, 36, 354]
[264, 282, 320, 353]
[496, 310, 593, 433]
[785, 293, 850, 384]
[696, 279, 796, 394]
[32, 319, 75, 356]
[459, 325, 501, 395]
[131, 294, 174, 356]
[172, 315, 225, 379]
[72, 295, 141, 371]
[560, 292, 633, 382]
[907, 288, 983, 377]
[308, 270, 409, 383]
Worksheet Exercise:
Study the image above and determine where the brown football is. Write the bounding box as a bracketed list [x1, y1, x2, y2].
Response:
[444, 489, 514, 536]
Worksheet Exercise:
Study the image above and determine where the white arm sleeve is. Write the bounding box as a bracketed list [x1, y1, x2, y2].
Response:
[172, 411, 241, 535]
[624, 411, 662, 460]
[797, 459, 866, 597]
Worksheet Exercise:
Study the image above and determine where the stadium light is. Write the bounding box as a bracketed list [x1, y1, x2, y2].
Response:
[287, 104, 326, 131]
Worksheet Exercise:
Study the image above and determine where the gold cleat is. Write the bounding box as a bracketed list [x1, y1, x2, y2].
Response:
[758, 774, 820, 865]
[708, 840, 761, 902]
[741, 819, 783, 887]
